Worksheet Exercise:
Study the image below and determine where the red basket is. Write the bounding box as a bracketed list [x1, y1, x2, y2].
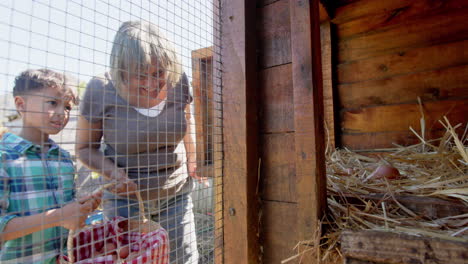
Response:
[59, 191, 169, 264]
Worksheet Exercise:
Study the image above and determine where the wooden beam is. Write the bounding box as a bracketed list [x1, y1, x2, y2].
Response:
[341, 230, 468, 264]
[336, 7, 468, 63]
[341, 99, 468, 133]
[320, 21, 335, 149]
[334, 194, 468, 220]
[290, 0, 327, 262]
[212, 2, 223, 263]
[221, 0, 260, 263]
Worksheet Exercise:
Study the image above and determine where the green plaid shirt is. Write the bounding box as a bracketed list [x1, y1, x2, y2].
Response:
[0, 133, 75, 264]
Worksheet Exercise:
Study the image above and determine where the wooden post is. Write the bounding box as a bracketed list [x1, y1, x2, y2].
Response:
[212, 1, 224, 263]
[221, 0, 259, 263]
[290, 0, 327, 261]
[321, 21, 335, 150]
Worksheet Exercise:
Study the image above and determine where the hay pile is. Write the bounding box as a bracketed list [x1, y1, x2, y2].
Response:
[286, 118, 468, 263]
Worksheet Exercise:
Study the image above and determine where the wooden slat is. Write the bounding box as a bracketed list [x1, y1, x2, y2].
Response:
[191, 49, 214, 167]
[261, 133, 296, 202]
[341, 129, 448, 150]
[258, 26, 335, 136]
[257, 0, 291, 68]
[342, 99, 468, 133]
[345, 259, 379, 264]
[259, 64, 294, 133]
[290, 2, 327, 264]
[221, 0, 259, 263]
[336, 0, 468, 39]
[191, 46, 213, 60]
[261, 201, 299, 264]
[258, 0, 329, 21]
[334, 0, 464, 24]
[338, 64, 468, 109]
[341, 230, 468, 264]
[321, 21, 335, 149]
[212, 1, 223, 263]
[257, 0, 281, 7]
[337, 40, 468, 84]
[335, 194, 468, 219]
[257, 0, 330, 69]
[337, 8, 468, 63]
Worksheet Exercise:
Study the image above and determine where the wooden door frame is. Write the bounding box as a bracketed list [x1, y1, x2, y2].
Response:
[220, 0, 260, 263]
[221, 0, 327, 263]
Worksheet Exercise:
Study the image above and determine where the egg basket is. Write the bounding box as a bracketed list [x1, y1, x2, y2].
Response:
[58, 191, 169, 264]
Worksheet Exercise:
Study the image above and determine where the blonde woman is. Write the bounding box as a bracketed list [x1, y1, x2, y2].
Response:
[76, 21, 204, 264]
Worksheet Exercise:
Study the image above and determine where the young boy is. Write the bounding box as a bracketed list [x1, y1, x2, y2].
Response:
[0, 69, 102, 263]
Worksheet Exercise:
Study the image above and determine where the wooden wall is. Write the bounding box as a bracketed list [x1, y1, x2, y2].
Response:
[334, 0, 468, 149]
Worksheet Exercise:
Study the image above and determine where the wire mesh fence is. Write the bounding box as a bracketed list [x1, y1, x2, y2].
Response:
[0, 1, 221, 263]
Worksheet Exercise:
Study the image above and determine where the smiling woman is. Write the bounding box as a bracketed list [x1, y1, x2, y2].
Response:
[75, 21, 206, 264]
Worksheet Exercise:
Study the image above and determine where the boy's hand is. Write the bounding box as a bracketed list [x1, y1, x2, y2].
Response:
[109, 168, 138, 195]
[60, 192, 102, 230]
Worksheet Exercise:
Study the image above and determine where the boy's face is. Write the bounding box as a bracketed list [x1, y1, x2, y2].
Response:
[15, 86, 74, 136]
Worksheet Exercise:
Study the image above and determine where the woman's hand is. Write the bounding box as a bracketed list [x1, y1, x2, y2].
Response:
[188, 161, 210, 187]
[60, 192, 102, 230]
[109, 168, 138, 195]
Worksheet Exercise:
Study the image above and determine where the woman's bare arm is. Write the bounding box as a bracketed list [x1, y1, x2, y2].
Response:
[75, 116, 115, 179]
[75, 116, 137, 193]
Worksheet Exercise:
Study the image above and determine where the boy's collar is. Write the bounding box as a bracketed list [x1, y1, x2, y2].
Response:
[2, 132, 68, 156]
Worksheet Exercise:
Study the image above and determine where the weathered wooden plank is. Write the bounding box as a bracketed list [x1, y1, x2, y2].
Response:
[191, 49, 214, 167]
[337, 8, 468, 63]
[257, 0, 332, 69]
[221, 0, 259, 263]
[336, 0, 468, 39]
[337, 40, 468, 84]
[259, 64, 294, 133]
[257, 0, 291, 68]
[341, 230, 468, 264]
[261, 133, 296, 202]
[258, 0, 329, 21]
[345, 259, 379, 264]
[257, 0, 281, 7]
[258, 25, 335, 136]
[338, 64, 468, 109]
[334, 0, 464, 24]
[342, 100, 468, 134]
[212, 2, 223, 263]
[290, 2, 327, 264]
[341, 129, 448, 150]
[321, 21, 335, 149]
[335, 194, 468, 219]
[261, 201, 299, 264]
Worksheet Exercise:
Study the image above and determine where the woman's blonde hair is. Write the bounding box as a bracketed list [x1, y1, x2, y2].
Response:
[109, 21, 181, 92]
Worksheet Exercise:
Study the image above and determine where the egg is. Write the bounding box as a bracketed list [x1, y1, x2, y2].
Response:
[119, 245, 130, 259]
[101, 241, 117, 256]
[368, 165, 401, 180]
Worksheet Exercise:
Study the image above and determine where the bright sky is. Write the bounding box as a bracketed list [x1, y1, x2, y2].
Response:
[0, 0, 214, 96]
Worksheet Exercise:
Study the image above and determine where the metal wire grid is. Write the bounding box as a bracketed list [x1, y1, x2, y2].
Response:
[0, 1, 221, 263]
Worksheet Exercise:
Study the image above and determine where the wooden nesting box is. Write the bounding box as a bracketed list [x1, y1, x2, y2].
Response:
[193, 0, 468, 263]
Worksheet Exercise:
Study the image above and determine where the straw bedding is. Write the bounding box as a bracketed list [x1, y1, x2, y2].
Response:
[284, 117, 468, 263]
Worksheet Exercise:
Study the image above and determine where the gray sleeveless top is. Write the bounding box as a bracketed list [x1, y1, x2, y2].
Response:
[80, 72, 193, 201]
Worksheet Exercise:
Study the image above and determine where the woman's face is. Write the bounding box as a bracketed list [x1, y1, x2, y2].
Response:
[120, 61, 167, 108]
